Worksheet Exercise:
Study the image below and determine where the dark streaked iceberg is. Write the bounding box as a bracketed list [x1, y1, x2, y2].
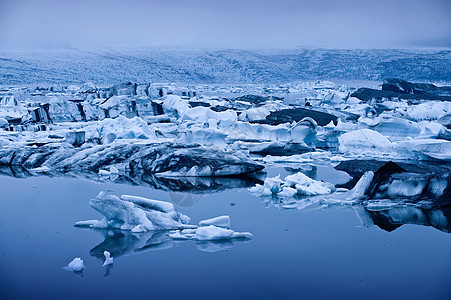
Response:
[0, 143, 264, 177]
[337, 160, 450, 205]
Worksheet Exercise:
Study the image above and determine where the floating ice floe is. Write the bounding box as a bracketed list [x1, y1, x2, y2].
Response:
[339, 129, 394, 157]
[249, 171, 335, 197]
[403, 101, 451, 121]
[396, 139, 451, 161]
[65, 257, 85, 272]
[76, 193, 252, 244]
[169, 219, 252, 241]
[102, 251, 114, 266]
[193, 225, 253, 240]
[75, 191, 194, 232]
[198, 215, 231, 228]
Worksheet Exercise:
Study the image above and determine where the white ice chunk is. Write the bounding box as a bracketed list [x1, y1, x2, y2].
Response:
[194, 225, 234, 240]
[102, 251, 114, 266]
[418, 122, 447, 139]
[284, 172, 335, 196]
[404, 102, 451, 121]
[250, 172, 335, 197]
[181, 106, 237, 124]
[180, 128, 227, 149]
[249, 175, 283, 196]
[199, 215, 231, 228]
[349, 171, 374, 199]
[396, 139, 451, 161]
[231, 231, 253, 239]
[194, 225, 252, 241]
[163, 95, 190, 118]
[65, 257, 85, 272]
[75, 192, 193, 232]
[279, 187, 298, 197]
[238, 107, 270, 122]
[339, 129, 393, 157]
[99, 169, 110, 176]
[83, 116, 156, 142]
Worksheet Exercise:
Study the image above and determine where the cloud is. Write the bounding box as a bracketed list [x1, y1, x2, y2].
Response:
[0, 0, 450, 48]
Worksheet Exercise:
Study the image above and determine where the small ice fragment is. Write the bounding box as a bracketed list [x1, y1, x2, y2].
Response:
[194, 225, 234, 241]
[66, 257, 85, 272]
[279, 187, 297, 197]
[194, 225, 252, 241]
[199, 215, 231, 228]
[231, 232, 253, 239]
[349, 171, 374, 199]
[102, 251, 114, 266]
[99, 169, 110, 176]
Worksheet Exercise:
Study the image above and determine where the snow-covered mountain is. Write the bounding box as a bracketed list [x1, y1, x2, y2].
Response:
[1, 48, 450, 85]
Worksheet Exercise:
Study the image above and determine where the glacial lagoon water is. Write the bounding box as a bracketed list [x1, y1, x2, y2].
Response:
[0, 174, 450, 300]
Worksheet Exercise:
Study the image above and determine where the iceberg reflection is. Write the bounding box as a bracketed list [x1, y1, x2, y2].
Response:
[354, 205, 451, 233]
[0, 165, 262, 196]
[85, 228, 249, 262]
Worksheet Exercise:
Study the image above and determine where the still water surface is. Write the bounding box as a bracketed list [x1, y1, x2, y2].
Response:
[0, 175, 450, 300]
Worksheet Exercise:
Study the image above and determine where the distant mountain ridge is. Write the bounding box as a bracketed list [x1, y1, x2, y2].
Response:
[0, 48, 450, 85]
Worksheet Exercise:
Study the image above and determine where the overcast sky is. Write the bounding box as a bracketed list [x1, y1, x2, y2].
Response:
[0, 0, 450, 49]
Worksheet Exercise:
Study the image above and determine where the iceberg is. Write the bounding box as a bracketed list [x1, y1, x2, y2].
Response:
[76, 193, 253, 245]
[75, 191, 194, 232]
[102, 251, 114, 266]
[339, 129, 394, 157]
[396, 139, 451, 162]
[250, 172, 335, 197]
[404, 102, 451, 121]
[0, 143, 264, 177]
[194, 225, 252, 241]
[162, 95, 190, 118]
[284, 172, 335, 196]
[181, 106, 237, 124]
[65, 257, 85, 272]
[199, 215, 231, 228]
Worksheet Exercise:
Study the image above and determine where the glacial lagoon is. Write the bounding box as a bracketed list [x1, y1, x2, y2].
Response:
[0, 171, 449, 300]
